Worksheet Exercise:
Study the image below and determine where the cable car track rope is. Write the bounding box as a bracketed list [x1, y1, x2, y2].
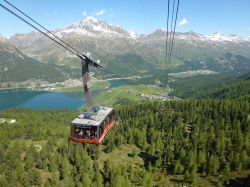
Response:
[3, 0, 83, 57]
[0, 2, 83, 59]
[164, 0, 170, 96]
[164, 0, 180, 96]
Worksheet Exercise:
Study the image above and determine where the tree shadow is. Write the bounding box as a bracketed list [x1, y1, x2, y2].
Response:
[224, 176, 250, 187]
[138, 151, 158, 168]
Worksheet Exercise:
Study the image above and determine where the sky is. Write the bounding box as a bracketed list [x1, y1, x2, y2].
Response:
[0, 0, 250, 37]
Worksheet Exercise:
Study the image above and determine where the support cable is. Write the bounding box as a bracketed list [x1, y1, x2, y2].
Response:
[0, 3, 83, 59]
[163, 0, 170, 96]
[164, 0, 180, 96]
[4, 0, 83, 57]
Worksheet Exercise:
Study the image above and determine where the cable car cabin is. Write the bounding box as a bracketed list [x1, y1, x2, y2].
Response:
[70, 107, 115, 145]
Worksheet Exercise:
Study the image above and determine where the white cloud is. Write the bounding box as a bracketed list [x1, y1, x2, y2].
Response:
[95, 9, 106, 16]
[178, 18, 188, 26]
[82, 11, 87, 17]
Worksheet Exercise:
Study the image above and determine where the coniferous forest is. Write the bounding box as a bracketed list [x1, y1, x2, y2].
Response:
[0, 99, 249, 186]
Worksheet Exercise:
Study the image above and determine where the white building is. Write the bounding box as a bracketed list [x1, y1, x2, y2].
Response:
[0, 118, 5, 124]
[10, 119, 16, 124]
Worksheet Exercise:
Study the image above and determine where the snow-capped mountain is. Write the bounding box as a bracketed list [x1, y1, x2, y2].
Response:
[56, 16, 138, 39]
[181, 32, 250, 43]
[9, 16, 250, 46]
[141, 29, 250, 43]
[4, 16, 250, 77]
[9, 16, 142, 60]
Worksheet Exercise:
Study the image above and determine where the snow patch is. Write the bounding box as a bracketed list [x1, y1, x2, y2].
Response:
[172, 31, 249, 43]
[205, 32, 240, 42]
[128, 30, 138, 38]
[159, 28, 167, 32]
[84, 16, 98, 23]
[55, 17, 138, 39]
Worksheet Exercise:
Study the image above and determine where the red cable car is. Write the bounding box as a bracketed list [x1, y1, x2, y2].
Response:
[70, 107, 115, 144]
[70, 54, 116, 144]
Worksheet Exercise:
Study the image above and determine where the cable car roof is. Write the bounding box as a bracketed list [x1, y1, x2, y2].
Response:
[71, 107, 113, 127]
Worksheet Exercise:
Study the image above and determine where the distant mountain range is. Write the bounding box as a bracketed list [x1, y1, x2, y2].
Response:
[0, 16, 250, 84]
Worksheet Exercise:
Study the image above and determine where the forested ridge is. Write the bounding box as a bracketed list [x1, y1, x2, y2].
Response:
[169, 72, 250, 100]
[0, 99, 249, 186]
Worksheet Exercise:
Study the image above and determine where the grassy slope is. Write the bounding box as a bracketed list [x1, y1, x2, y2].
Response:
[97, 145, 144, 169]
[53, 79, 165, 107]
[95, 84, 164, 106]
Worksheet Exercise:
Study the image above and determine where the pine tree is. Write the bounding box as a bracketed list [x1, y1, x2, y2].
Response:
[174, 160, 184, 174]
[82, 173, 91, 187]
[158, 176, 170, 187]
[103, 160, 112, 183]
[148, 162, 153, 173]
[207, 155, 220, 175]
[92, 172, 104, 187]
[197, 149, 206, 174]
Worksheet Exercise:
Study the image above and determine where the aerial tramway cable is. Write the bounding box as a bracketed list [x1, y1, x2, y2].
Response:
[163, 0, 180, 96]
[3, 0, 83, 58]
[167, 0, 179, 72]
[166, 0, 176, 71]
[165, 0, 176, 95]
[163, 0, 171, 96]
[0, 3, 83, 59]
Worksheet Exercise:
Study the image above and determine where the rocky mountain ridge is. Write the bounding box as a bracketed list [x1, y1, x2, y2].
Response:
[0, 16, 250, 83]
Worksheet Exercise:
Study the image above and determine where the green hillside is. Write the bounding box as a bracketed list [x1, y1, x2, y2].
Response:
[0, 41, 68, 84]
[169, 71, 250, 99]
[0, 99, 249, 187]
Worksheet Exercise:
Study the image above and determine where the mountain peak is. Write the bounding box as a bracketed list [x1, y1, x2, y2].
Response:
[71, 16, 101, 28]
[159, 28, 167, 32]
[142, 29, 167, 39]
[58, 17, 135, 39]
[84, 16, 98, 23]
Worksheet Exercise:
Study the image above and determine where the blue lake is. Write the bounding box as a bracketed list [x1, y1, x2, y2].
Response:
[0, 88, 99, 111]
[0, 79, 134, 111]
